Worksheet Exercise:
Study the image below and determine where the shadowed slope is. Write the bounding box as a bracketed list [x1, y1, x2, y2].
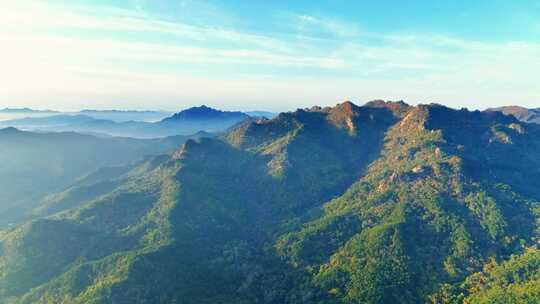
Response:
[1, 102, 539, 304]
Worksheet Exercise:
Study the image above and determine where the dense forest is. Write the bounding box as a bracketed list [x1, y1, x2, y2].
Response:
[0, 101, 539, 303]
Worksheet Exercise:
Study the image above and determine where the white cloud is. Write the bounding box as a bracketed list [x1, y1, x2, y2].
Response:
[0, 1, 539, 111]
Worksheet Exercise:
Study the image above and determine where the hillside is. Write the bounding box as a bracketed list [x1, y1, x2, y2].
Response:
[431, 248, 540, 303]
[0, 128, 208, 226]
[0, 101, 539, 303]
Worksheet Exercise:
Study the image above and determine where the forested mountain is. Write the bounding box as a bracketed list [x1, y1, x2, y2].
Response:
[0, 128, 209, 226]
[0, 101, 539, 303]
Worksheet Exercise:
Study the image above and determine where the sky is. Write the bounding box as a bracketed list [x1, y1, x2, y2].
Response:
[1, 0, 539, 112]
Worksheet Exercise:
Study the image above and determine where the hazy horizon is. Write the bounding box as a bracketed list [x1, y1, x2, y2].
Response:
[0, 99, 535, 114]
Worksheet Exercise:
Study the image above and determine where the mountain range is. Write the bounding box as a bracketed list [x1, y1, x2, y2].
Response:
[0, 106, 274, 138]
[0, 100, 538, 303]
[0, 108, 58, 114]
[0, 108, 165, 122]
[78, 110, 171, 122]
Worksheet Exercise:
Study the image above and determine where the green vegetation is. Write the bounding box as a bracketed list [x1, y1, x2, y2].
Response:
[430, 248, 540, 304]
[0, 128, 205, 226]
[1, 102, 540, 303]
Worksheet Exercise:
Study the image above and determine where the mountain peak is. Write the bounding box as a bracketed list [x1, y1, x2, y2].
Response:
[338, 100, 356, 110]
[161, 105, 248, 122]
[327, 101, 361, 133]
[0, 126, 21, 134]
[364, 99, 410, 117]
[331, 100, 361, 114]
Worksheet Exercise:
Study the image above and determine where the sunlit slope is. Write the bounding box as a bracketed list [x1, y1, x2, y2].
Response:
[1, 102, 539, 303]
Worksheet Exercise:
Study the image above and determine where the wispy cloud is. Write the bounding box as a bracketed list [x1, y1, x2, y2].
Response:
[1, 1, 539, 110]
[292, 13, 362, 38]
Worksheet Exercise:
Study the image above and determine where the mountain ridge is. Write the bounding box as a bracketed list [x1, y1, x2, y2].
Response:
[0, 101, 539, 303]
[161, 105, 249, 122]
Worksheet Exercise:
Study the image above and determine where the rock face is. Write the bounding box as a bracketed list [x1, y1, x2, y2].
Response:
[1, 101, 540, 304]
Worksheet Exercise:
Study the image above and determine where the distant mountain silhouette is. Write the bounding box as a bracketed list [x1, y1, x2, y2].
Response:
[0, 106, 251, 138]
[486, 105, 540, 124]
[0, 105, 264, 138]
[244, 111, 277, 119]
[0, 108, 58, 113]
[1, 114, 95, 126]
[79, 109, 171, 122]
[161, 105, 249, 122]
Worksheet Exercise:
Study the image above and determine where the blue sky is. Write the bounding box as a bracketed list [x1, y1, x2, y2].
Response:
[1, 0, 539, 111]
